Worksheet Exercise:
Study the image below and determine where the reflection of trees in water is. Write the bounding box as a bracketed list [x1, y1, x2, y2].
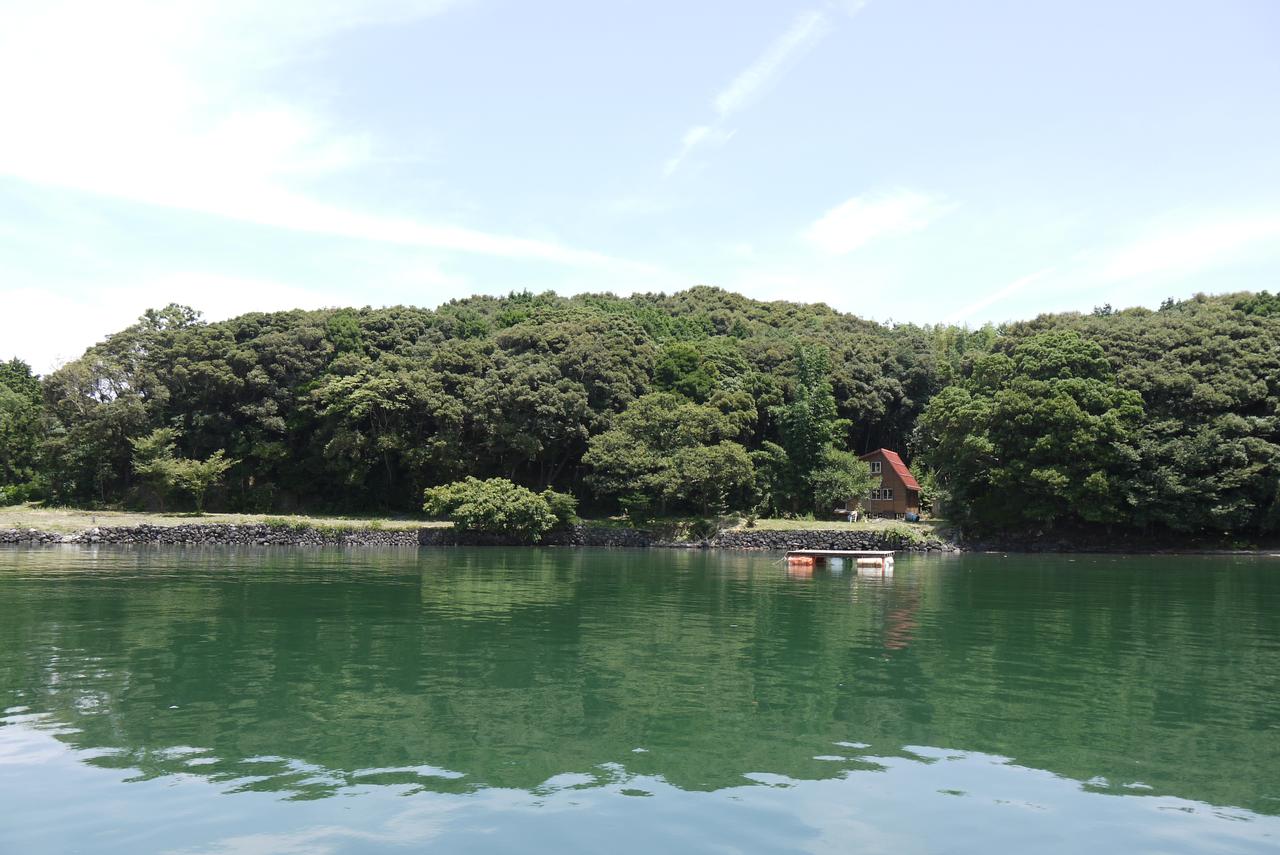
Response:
[1, 550, 1277, 813]
[884, 588, 919, 651]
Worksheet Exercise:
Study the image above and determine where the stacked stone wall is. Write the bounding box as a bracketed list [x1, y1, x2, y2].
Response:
[2, 523, 957, 551]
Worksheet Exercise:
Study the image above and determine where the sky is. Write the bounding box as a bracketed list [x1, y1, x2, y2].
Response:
[1, 0, 1278, 372]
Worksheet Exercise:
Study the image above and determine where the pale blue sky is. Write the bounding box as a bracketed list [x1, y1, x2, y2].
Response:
[2, 0, 1278, 370]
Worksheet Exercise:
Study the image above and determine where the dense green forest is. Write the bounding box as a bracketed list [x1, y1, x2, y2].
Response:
[2, 287, 1278, 536]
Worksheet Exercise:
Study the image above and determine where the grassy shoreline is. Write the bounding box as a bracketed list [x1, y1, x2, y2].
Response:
[8, 506, 1276, 555]
[0, 504, 945, 540]
[0, 505, 437, 534]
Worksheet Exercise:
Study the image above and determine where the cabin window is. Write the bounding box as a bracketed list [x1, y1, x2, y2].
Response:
[870, 461, 882, 474]
[883, 488, 893, 501]
[869, 489, 882, 501]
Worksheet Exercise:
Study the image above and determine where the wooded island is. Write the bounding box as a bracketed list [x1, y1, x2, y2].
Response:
[2, 287, 1278, 541]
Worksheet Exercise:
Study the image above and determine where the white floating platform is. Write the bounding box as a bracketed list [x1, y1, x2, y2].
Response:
[785, 549, 894, 575]
[784, 549, 894, 559]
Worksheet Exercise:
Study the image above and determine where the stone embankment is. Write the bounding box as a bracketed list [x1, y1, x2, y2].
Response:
[2, 523, 958, 551]
[708, 528, 955, 552]
[1, 524, 421, 547]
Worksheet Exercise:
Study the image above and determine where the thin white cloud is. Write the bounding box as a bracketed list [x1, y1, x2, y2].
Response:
[934, 212, 1280, 326]
[943, 269, 1054, 324]
[601, 193, 679, 217]
[713, 10, 831, 117]
[0, 0, 649, 272]
[1100, 215, 1280, 281]
[664, 7, 850, 176]
[805, 190, 953, 255]
[2, 273, 356, 373]
[663, 126, 737, 177]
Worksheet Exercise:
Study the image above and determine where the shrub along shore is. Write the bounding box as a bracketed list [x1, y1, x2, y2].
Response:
[4, 288, 1279, 542]
[0, 522, 956, 551]
[5, 509, 1277, 553]
[0, 507, 955, 551]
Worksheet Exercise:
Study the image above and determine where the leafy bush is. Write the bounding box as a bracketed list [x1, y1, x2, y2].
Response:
[539, 488, 579, 528]
[424, 477, 575, 543]
[130, 427, 236, 513]
[916, 468, 948, 516]
[618, 493, 654, 525]
[688, 517, 721, 540]
[809, 449, 876, 515]
[0, 483, 36, 505]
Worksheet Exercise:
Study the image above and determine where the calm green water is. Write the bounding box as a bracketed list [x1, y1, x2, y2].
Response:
[1, 547, 1278, 853]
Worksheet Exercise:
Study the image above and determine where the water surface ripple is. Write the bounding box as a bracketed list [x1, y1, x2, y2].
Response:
[1, 547, 1278, 853]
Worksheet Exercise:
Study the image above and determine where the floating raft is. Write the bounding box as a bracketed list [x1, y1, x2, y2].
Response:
[785, 549, 894, 572]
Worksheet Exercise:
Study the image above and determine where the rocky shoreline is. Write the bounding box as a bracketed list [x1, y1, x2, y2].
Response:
[10, 522, 1276, 555]
[0, 523, 957, 552]
[0, 524, 423, 548]
[700, 528, 956, 552]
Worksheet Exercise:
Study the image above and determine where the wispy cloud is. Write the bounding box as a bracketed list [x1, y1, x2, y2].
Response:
[713, 10, 831, 117]
[943, 269, 1055, 324]
[0, 0, 649, 272]
[663, 125, 738, 177]
[1099, 215, 1280, 281]
[936, 211, 1280, 326]
[805, 189, 953, 255]
[1, 272, 358, 372]
[664, 6, 855, 176]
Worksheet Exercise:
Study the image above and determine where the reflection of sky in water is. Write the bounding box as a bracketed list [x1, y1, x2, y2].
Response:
[3, 715, 1277, 855]
[2, 548, 1279, 853]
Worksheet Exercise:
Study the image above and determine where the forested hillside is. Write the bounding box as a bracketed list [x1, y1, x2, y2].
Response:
[2, 287, 1278, 537]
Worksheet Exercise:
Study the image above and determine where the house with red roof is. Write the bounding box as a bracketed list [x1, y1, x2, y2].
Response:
[852, 448, 920, 518]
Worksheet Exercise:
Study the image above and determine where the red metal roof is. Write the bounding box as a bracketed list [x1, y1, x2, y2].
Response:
[859, 448, 920, 490]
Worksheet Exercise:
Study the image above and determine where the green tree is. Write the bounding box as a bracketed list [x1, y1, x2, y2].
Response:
[919, 331, 1144, 531]
[767, 345, 853, 513]
[1001, 295, 1280, 534]
[539, 486, 579, 528]
[423, 477, 574, 543]
[669, 442, 756, 517]
[0, 358, 44, 501]
[915, 467, 949, 516]
[310, 361, 453, 508]
[809, 449, 877, 515]
[324, 310, 365, 355]
[584, 393, 755, 516]
[654, 342, 717, 401]
[748, 441, 791, 518]
[26, 286, 1280, 539]
[129, 427, 234, 513]
[129, 427, 180, 510]
[170, 451, 236, 514]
